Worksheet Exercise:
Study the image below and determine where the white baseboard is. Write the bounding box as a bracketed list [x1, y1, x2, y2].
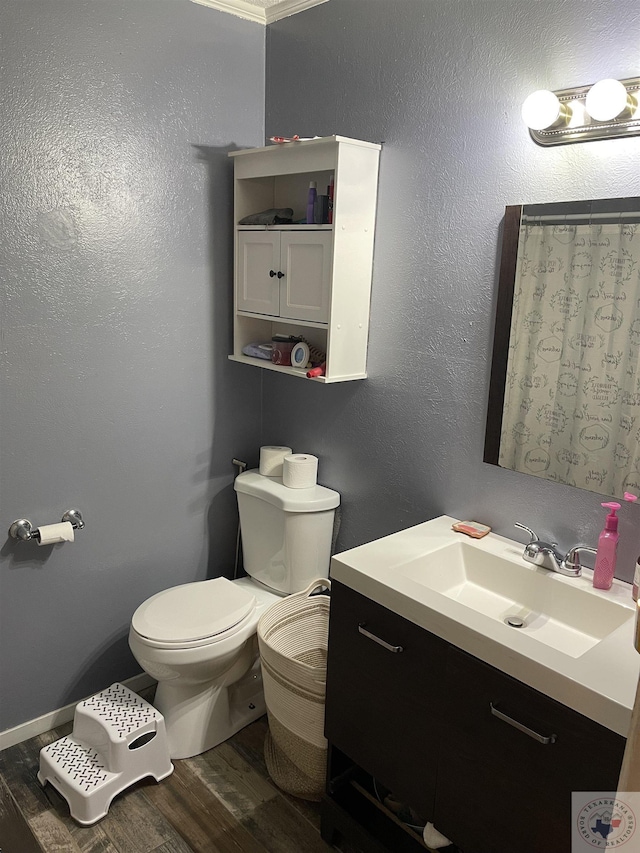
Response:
[0, 673, 156, 753]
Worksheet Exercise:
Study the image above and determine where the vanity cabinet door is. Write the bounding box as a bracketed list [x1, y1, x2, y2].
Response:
[434, 647, 625, 853]
[325, 581, 448, 819]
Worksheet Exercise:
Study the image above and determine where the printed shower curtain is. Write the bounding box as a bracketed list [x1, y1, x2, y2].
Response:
[499, 220, 640, 498]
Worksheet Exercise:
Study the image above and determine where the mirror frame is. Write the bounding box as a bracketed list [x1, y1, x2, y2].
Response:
[484, 204, 522, 466]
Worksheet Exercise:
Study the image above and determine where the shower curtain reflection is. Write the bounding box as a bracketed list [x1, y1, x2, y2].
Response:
[499, 217, 640, 498]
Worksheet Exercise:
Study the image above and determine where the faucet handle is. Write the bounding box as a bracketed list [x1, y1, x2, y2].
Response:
[514, 522, 538, 544]
[563, 545, 597, 575]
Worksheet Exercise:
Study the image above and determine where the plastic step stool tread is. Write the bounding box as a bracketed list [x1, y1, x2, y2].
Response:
[76, 683, 159, 741]
[37, 736, 117, 793]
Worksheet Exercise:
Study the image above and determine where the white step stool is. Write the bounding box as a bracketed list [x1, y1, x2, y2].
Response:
[38, 682, 173, 825]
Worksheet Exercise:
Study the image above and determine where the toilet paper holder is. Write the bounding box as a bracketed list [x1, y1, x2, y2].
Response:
[9, 509, 85, 543]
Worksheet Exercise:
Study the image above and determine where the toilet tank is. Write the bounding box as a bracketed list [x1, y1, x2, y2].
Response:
[234, 470, 340, 595]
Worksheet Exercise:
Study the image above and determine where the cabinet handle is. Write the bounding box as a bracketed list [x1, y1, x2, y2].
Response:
[358, 623, 404, 653]
[277, 271, 285, 279]
[490, 702, 557, 744]
[269, 269, 277, 277]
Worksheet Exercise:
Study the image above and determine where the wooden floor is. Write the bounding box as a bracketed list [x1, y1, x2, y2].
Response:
[0, 688, 360, 853]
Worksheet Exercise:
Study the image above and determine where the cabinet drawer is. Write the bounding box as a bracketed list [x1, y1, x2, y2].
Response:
[434, 646, 625, 853]
[325, 582, 448, 818]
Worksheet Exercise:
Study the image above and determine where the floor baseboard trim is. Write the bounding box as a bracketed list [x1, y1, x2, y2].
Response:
[0, 673, 156, 752]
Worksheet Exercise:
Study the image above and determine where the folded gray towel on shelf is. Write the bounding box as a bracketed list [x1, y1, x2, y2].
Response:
[242, 342, 273, 360]
[239, 208, 294, 225]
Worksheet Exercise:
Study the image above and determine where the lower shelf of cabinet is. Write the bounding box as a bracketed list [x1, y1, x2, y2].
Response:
[228, 354, 325, 380]
[322, 785, 429, 853]
[228, 354, 367, 382]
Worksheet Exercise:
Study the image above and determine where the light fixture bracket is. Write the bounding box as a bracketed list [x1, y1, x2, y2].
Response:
[529, 77, 640, 146]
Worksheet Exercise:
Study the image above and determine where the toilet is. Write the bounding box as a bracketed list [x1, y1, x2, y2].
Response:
[128, 469, 340, 759]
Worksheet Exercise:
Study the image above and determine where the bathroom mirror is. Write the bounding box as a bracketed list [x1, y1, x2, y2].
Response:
[485, 196, 640, 499]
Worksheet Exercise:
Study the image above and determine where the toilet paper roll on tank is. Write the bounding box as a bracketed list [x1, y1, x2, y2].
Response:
[258, 446, 319, 489]
[259, 446, 292, 477]
[283, 454, 318, 489]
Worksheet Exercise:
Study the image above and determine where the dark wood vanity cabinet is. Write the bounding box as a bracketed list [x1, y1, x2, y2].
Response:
[323, 581, 626, 853]
[434, 647, 625, 853]
[324, 581, 448, 819]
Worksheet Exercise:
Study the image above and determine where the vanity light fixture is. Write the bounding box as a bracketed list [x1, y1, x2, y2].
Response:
[522, 77, 640, 145]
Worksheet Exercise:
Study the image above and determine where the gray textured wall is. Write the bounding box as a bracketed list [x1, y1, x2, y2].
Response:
[3, 0, 639, 735]
[264, 1, 640, 576]
[0, 0, 264, 730]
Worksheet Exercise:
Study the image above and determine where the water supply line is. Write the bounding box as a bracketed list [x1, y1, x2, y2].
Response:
[232, 458, 248, 578]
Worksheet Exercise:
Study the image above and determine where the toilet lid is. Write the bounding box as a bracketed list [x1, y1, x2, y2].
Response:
[132, 577, 256, 644]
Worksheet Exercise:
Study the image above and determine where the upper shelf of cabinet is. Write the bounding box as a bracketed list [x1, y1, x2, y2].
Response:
[228, 136, 381, 383]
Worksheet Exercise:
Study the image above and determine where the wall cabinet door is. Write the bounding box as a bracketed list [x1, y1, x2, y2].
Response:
[325, 581, 448, 820]
[279, 231, 332, 323]
[237, 231, 280, 316]
[433, 647, 626, 853]
[237, 230, 331, 323]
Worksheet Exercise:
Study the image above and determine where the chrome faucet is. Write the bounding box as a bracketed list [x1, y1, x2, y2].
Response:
[514, 523, 596, 578]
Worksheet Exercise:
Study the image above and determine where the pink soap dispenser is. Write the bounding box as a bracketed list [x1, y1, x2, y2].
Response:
[593, 502, 621, 590]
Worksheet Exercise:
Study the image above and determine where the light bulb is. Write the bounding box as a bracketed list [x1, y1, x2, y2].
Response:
[585, 78, 630, 121]
[521, 90, 568, 131]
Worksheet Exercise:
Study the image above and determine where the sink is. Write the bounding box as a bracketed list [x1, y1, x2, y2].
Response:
[329, 515, 639, 735]
[397, 540, 631, 658]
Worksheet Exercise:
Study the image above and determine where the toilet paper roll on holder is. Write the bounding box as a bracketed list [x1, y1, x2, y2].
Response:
[9, 509, 85, 543]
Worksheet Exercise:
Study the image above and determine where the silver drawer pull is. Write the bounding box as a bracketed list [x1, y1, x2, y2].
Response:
[358, 623, 404, 653]
[490, 702, 557, 744]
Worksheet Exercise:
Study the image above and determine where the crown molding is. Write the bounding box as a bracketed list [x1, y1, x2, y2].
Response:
[190, 0, 266, 24]
[265, 0, 328, 24]
[190, 0, 328, 25]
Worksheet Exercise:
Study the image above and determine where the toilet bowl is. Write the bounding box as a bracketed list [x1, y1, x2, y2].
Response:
[128, 576, 281, 759]
[128, 469, 340, 760]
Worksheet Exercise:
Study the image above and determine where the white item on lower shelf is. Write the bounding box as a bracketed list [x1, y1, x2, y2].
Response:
[37, 682, 173, 825]
[423, 821, 453, 849]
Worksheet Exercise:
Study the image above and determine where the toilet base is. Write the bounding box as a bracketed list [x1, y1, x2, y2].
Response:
[154, 659, 266, 759]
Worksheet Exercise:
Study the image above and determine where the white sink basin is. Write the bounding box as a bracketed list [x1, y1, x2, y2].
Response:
[329, 515, 639, 735]
[398, 541, 631, 658]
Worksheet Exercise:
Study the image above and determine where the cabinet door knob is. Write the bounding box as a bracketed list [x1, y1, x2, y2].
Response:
[269, 269, 277, 277]
[277, 271, 285, 279]
[490, 702, 557, 744]
[358, 623, 404, 653]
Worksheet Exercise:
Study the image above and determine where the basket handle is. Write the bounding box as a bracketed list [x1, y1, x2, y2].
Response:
[295, 577, 331, 600]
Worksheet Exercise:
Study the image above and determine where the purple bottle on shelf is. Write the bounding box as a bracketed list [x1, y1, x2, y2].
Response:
[306, 181, 317, 224]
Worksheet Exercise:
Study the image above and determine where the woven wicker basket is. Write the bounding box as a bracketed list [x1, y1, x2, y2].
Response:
[257, 578, 330, 801]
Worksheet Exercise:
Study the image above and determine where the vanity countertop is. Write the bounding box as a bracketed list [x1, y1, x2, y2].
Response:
[330, 515, 639, 737]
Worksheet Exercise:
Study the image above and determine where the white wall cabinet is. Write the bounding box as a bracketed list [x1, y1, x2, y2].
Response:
[228, 136, 381, 383]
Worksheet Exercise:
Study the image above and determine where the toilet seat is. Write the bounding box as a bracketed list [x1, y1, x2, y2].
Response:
[131, 577, 257, 650]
